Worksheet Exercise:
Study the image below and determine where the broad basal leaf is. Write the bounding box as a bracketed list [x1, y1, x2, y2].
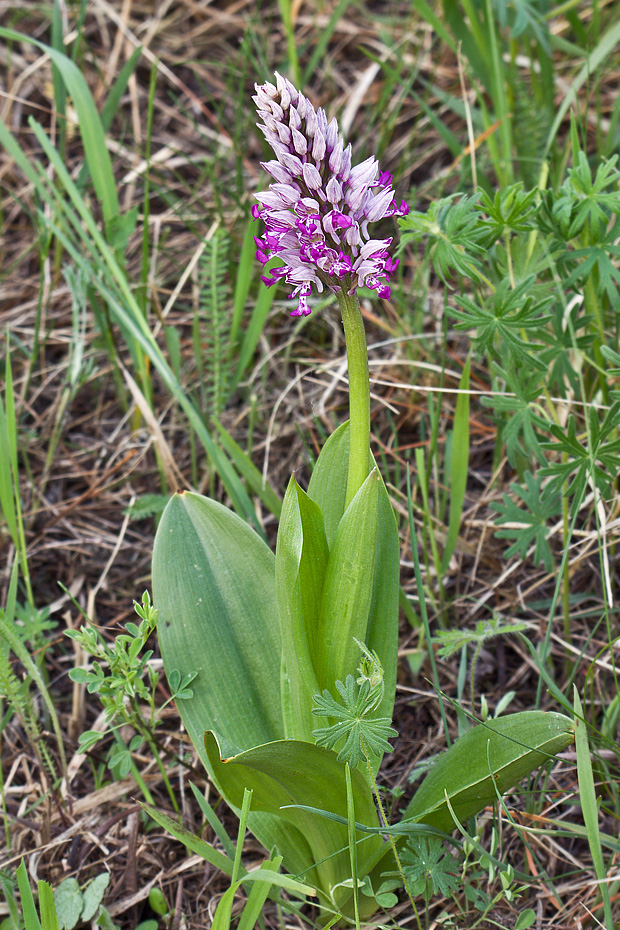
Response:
[205, 731, 384, 915]
[153, 492, 283, 761]
[402, 711, 574, 832]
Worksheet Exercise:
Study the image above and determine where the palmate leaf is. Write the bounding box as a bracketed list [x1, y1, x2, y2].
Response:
[312, 675, 397, 770]
[478, 183, 540, 239]
[539, 302, 594, 396]
[398, 194, 487, 284]
[449, 276, 553, 365]
[557, 215, 620, 310]
[481, 363, 551, 466]
[490, 471, 562, 571]
[539, 405, 620, 505]
[400, 836, 461, 901]
[552, 152, 620, 239]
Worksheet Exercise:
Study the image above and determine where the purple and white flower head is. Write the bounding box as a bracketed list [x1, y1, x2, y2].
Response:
[252, 73, 409, 316]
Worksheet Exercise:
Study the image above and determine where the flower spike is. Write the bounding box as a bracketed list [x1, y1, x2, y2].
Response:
[253, 73, 408, 316]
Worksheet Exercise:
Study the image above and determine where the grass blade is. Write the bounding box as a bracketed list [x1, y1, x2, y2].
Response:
[0, 28, 120, 227]
[442, 355, 471, 572]
[573, 688, 614, 929]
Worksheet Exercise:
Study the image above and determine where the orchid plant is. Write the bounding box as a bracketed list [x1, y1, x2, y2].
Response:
[151, 74, 574, 923]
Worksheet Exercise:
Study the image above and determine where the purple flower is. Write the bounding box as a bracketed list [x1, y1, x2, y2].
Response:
[253, 73, 408, 316]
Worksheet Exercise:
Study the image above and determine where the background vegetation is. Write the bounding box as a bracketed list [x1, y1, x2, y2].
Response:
[1, 0, 619, 928]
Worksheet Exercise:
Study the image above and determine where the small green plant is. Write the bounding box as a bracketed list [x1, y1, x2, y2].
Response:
[65, 592, 193, 808]
[0, 862, 110, 930]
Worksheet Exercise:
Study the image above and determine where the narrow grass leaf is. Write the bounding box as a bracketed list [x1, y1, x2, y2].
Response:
[0, 29, 119, 227]
[545, 17, 620, 152]
[442, 355, 470, 572]
[213, 418, 282, 518]
[230, 265, 278, 395]
[188, 781, 236, 860]
[77, 46, 142, 190]
[409, 0, 456, 52]
[212, 868, 315, 930]
[0, 613, 66, 773]
[38, 882, 60, 930]
[573, 688, 614, 929]
[140, 802, 234, 875]
[12, 115, 257, 523]
[236, 856, 283, 930]
[345, 763, 361, 930]
[15, 862, 42, 930]
[302, 0, 353, 86]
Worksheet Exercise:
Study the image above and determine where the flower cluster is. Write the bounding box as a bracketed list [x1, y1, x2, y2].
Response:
[253, 73, 408, 316]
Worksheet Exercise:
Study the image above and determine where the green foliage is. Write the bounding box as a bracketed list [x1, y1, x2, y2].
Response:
[195, 229, 234, 420]
[433, 615, 530, 660]
[312, 669, 398, 770]
[399, 152, 620, 599]
[0, 863, 109, 930]
[399, 195, 487, 283]
[491, 471, 562, 570]
[400, 836, 461, 902]
[450, 277, 552, 364]
[402, 712, 574, 832]
[64, 592, 189, 794]
[481, 363, 550, 467]
[540, 405, 620, 510]
[54, 874, 110, 930]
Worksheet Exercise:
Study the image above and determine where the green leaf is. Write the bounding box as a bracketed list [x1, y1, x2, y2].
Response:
[0, 29, 119, 229]
[433, 616, 529, 660]
[204, 731, 383, 914]
[316, 470, 379, 694]
[573, 688, 614, 930]
[80, 874, 110, 923]
[308, 422, 400, 737]
[400, 836, 461, 902]
[402, 712, 574, 832]
[398, 194, 487, 283]
[450, 276, 552, 365]
[141, 801, 235, 875]
[307, 420, 351, 549]
[364, 468, 400, 730]
[153, 492, 283, 762]
[276, 478, 327, 740]
[312, 674, 397, 769]
[515, 909, 536, 929]
[37, 883, 59, 930]
[236, 856, 283, 930]
[53, 879, 82, 930]
[212, 863, 315, 930]
[212, 419, 282, 519]
[442, 356, 470, 572]
[490, 472, 561, 571]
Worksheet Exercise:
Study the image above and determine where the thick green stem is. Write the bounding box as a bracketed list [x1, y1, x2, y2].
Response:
[337, 292, 371, 508]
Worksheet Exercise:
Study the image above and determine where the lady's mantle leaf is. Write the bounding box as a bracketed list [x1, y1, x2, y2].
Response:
[312, 674, 397, 769]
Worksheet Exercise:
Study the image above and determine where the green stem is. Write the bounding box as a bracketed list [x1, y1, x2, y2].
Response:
[362, 741, 421, 930]
[337, 292, 371, 507]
